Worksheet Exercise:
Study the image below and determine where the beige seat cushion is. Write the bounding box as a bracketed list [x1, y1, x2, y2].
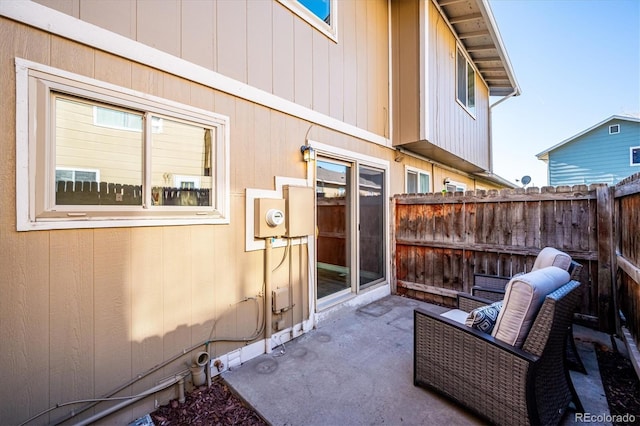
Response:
[491, 266, 570, 347]
[532, 247, 572, 272]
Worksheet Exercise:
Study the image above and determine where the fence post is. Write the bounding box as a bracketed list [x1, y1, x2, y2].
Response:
[390, 197, 397, 295]
[596, 184, 615, 333]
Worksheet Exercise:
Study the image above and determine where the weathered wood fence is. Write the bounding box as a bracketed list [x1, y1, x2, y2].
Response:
[615, 173, 640, 350]
[392, 183, 617, 332]
[56, 181, 211, 206]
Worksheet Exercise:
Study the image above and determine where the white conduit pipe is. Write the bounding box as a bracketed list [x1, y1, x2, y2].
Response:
[72, 375, 185, 426]
[265, 237, 273, 353]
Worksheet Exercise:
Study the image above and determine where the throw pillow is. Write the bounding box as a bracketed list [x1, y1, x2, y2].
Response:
[465, 301, 503, 333]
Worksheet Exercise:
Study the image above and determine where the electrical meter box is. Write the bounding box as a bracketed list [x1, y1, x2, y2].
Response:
[254, 198, 286, 238]
[283, 185, 315, 237]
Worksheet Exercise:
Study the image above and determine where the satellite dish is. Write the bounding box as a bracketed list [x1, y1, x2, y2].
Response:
[521, 175, 531, 186]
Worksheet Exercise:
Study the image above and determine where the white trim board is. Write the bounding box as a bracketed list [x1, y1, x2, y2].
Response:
[0, 1, 389, 148]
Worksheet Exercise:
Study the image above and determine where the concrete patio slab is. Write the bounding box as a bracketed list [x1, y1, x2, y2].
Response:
[223, 295, 613, 425]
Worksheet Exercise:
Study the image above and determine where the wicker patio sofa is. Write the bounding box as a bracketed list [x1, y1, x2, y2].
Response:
[414, 267, 584, 426]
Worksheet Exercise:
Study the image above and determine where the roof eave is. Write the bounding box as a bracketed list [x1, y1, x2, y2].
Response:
[477, 0, 521, 97]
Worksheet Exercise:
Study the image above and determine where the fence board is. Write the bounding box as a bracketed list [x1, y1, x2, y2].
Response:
[393, 185, 607, 326]
[615, 173, 640, 347]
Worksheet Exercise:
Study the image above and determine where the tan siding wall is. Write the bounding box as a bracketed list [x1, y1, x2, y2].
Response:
[427, 0, 490, 169]
[34, 0, 390, 138]
[0, 2, 508, 424]
[391, 0, 420, 145]
[391, 1, 491, 171]
[0, 13, 397, 424]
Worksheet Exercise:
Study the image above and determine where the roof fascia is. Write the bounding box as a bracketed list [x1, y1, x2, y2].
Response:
[476, 0, 520, 97]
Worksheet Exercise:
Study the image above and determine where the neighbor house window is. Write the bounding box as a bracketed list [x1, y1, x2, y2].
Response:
[456, 48, 476, 116]
[445, 180, 466, 193]
[277, 0, 337, 41]
[405, 168, 431, 193]
[15, 59, 230, 230]
[94, 106, 164, 133]
[632, 146, 640, 166]
[609, 124, 620, 134]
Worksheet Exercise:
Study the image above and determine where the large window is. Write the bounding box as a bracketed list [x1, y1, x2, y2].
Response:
[405, 167, 431, 193]
[16, 59, 230, 230]
[278, 0, 337, 41]
[456, 48, 476, 116]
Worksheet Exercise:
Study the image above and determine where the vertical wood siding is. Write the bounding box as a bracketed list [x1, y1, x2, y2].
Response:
[391, 0, 490, 170]
[0, 17, 359, 424]
[426, 0, 489, 168]
[33, 0, 390, 139]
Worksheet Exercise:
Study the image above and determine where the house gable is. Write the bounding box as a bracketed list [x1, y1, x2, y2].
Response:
[538, 116, 640, 185]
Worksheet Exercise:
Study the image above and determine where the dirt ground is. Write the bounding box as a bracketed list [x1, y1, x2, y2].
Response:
[151, 343, 640, 425]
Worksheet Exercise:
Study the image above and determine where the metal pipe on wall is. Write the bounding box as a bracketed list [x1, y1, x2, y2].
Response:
[265, 237, 273, 353]
[72, 375, 186, 426]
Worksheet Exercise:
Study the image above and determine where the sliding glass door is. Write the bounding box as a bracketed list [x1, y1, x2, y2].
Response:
[316, 159, 351, 299]
[315, 158, 386, 304]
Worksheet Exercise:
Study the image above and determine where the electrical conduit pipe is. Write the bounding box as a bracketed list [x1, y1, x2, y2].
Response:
[265, 237, 273, 353]
[72, 375, 186, 426]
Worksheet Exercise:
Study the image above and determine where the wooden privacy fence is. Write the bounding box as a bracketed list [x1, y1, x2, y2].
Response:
[56, 180, 211, 206]
[392, 183, 617, 332]
[615, 173, 640, 349]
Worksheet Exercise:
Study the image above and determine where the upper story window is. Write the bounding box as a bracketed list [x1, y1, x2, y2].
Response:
[609, 124, 620, 134]
[278, 0, 337, 41]
[631, 147, 640, 166]
[405, 167, 431, 193]
[456, 48, 476, 116]
[15, 59, 230, 231]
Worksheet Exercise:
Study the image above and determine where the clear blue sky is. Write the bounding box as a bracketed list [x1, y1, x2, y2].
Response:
[488, 0, 640, 187]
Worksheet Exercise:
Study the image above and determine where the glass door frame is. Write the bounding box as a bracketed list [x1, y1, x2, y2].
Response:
[310, 142, 390, 311]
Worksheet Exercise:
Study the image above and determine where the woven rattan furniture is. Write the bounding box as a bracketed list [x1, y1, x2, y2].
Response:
[472, 247, 579, 302]
[469, 249, 586, 373]
[414, 280, 584, 426]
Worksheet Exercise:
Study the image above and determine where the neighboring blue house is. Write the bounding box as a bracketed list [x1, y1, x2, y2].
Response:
[537, 115, 640, 186]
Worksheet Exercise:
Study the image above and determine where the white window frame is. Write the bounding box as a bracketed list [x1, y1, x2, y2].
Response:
[609, 124, 620, 134]
[93, 105, 164, 133]
[405, 166, 431, 193]
[444, 180, 466, 193]
[277, 0, 338, 42]
[456, 46, 476, 117]
[631, 146, 640, 166]
[15, 58, 230, 231]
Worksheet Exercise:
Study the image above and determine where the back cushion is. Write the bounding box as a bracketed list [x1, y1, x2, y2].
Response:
[532, 247, 571, 272]
[491, 267, 570, 347]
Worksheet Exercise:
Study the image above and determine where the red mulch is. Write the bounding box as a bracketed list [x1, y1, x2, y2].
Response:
[150, 378, 267, 426]
[595, 343, 640, 425]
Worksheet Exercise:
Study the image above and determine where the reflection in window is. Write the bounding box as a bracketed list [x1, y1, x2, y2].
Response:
[54, 94, 213, 207]
[456, 48, 476, 115]
[298, 0, 330, 24]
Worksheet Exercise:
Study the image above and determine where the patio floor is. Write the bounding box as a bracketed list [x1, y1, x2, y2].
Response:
[223, 294, 612, 425]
